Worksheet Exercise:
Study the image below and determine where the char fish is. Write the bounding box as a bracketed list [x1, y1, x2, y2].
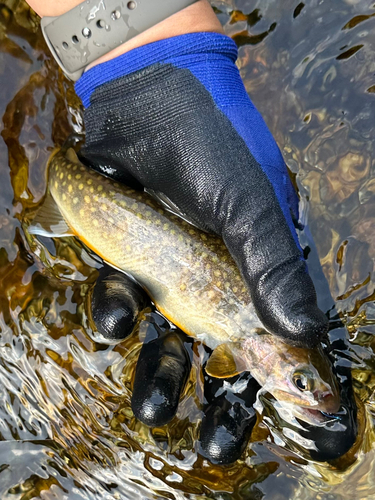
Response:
[29, 148, 340, 416]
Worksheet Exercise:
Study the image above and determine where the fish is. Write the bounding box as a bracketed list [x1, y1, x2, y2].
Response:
[29, 147, 340, 417]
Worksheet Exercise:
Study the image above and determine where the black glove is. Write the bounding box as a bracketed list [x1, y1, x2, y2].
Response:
[76, 32, 329, 348]
[76, 32, 332, 464]
[91, 267, 356, 464]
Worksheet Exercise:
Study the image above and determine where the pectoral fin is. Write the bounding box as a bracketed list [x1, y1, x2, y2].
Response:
[28, 192, 74, 238]
[205, 343, 247, 379]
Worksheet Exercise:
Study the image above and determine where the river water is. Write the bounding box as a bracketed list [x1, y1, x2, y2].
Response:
[1, 0, 375, 498]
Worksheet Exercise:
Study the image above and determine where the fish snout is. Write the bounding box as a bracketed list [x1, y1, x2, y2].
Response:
[314, 389, 341, 414]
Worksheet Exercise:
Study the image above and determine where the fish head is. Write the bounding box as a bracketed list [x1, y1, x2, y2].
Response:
[269, 345, 341, 414]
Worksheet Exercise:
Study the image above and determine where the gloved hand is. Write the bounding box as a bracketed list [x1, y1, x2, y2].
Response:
[90, 265, 263, 464]
[26, 0, 337, 464]
[78, 33, 329, 462]
[76, 31, 328, 347]
[91, 267, 356, 465]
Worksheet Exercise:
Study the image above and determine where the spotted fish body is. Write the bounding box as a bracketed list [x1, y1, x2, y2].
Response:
[38, 149, 340, 415]
[49, 149, 259, 347]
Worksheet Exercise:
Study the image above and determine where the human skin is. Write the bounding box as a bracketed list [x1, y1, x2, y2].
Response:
[26, 0, 224, 69]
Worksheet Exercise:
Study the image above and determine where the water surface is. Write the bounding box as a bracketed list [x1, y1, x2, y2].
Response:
[1, 0, 375, 498]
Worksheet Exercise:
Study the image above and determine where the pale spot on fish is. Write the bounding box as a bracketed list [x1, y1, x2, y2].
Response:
[90, 207, 96, 213]
[73, 165, 77, 171]
[75, 174, 82, 180]
[180, 283, 187, 291]
[101, 204, 108, 211]
[59, 173, 64, 180]
[68, 185, 73, 193]
[120, 201, 127, 208]
[79, 209, 84, 217]
[132, 203, 138, 210]
[89, 187, 94, 194]
[97, 185, 103, 192]
[163, 223, 169, 231]
[87, 179, 92, 185]
[214, 270, 221, 277]
[68, 174, 72, 180]
[84, 196, 90, 204]
[73, 197, 79, 205]
[54, 181, 58, 189]
[108, 217, 114, 224]
[62, 181, 66, 187]
[200, 234, 207, 241]
[62, 194, 66, 201]
[78, 183, 84, 190]
[233, 287, 238, 293]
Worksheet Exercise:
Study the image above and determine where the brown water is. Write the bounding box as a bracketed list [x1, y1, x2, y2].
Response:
[1, 0, 375, 498]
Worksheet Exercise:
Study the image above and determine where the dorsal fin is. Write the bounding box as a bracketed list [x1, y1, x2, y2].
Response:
[65, 148, 81, 165]
[145, 188, 207, 231]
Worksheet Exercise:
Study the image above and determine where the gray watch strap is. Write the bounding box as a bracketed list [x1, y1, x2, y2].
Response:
[41, 0, 199, 81]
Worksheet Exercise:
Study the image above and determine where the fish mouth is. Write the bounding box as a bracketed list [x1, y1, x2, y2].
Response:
[296, 407, 341, 425]
[296, 394, 341, 424]
[296, 390, 341, 417]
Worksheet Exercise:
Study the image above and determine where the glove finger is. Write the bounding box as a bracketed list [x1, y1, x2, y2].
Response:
[131, 326, 192, 427]
[90, 265, 150, 341]
[200, 370, 259, 465]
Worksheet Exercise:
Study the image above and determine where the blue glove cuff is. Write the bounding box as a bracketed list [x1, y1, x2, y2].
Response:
[75, 32, 238, 108]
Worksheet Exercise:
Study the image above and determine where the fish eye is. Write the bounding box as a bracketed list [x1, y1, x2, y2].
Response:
[292, 371, 314, 392]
